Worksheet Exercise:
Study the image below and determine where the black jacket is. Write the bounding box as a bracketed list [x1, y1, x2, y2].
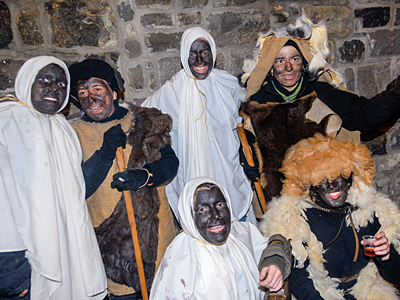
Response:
[249, 75, 400, 131]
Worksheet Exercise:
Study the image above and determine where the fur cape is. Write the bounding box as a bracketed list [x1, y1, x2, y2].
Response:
[240, 94, 341, 203]
[260, 134, 400, 299]
[95, 104, 173, 292]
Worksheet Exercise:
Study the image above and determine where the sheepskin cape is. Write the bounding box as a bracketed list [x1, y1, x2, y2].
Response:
[260, 182, 400, 300]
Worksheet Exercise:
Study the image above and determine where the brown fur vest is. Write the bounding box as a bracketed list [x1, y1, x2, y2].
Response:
[95, 104, 172, 292]
[240, 92, 340, 203]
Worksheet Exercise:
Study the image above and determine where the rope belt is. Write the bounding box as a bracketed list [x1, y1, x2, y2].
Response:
[306, 201, 360, 262]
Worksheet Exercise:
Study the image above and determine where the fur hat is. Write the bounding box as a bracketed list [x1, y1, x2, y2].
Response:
[68, 59, 125, 101]
[280, 133, 375, 197]
[243, 14, 345, 100]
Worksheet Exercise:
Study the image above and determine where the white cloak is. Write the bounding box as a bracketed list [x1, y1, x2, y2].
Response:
[141, 27, 254, 223]
[0, 56, 107, 300]
[150, 177, 268, 300]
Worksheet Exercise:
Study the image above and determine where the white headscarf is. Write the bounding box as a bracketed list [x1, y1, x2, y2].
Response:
[142, 27, 254, 223]
[0, 56, 106, 300]
[150, 177, 267, 300]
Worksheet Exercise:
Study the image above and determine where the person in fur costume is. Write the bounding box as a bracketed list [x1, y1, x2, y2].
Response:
[243, 15, 400, 133]
[69, 59, 179, 300]
[260, 133, 400, 300]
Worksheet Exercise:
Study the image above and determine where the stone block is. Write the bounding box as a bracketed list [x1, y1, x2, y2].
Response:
[344, 68, 355, 92]
[374, 152, 400, 172]
[388, 126, 400, 150]
[364, 135, 387, 155]
[83, 53, 121, 68]
[117, 1, 134, 22]
[45, 1, 117, 48]
[0, 59, 24, 91]
[125, 40, 142, 59]
[158, 56, 181, 85]
[338, 40, 365, 63]
[149, 73, 156, 90]
[207, 10, 268, 47]
[177, 12, 202, 27]
[141, 13, 174, 28]
[215, 53, 226, 71]
[129, 65, 144, 92]
[355, 7, 390, 28]
[367, 30, 400, 57]
[396, 8, 400, 26]
[374, 172, 393, 196]
[182, 0, 208, 8]
[145, 32, 182, 53]
[225, 0, 257, 6]
[0, 1, 12, 49]
[17, 6, 44, 46]
[356, 62, 391, 98]
[303, 5, 352, 37]
[135, 0, 172, 6]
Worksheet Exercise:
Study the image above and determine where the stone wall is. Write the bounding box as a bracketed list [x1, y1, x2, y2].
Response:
[1, 0, 400, 204]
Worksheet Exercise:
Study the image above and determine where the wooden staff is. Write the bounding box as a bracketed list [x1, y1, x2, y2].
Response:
[115, 147, 149, 300]
[237, 123, 267, 213]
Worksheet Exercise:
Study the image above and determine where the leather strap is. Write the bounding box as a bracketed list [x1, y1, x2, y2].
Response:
[340, 273, 360, 283]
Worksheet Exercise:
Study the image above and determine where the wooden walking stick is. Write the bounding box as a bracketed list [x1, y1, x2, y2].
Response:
[115, 147, 149, 300]
[237, 123, 268, 214]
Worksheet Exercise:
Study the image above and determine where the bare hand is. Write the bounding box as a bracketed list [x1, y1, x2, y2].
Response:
[259, 265, 283, 292]
[19, 289, 28, 297]
[361, 231, 390, 260]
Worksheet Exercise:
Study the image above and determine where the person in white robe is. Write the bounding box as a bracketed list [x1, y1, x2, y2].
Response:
[0, 56, 107, 300]
[150, 177, 292, 300]
[141, 27, 256, 224]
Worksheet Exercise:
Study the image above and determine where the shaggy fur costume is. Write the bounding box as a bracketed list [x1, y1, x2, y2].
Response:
[94, 104, 172, 292]
[260, 134, 400, 299]
[240, 93, 339, 203]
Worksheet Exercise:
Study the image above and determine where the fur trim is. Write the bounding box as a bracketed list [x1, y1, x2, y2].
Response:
[243, 13, 346, 100]
[260, 182, 400, 300]
[281, 133, 375, 197]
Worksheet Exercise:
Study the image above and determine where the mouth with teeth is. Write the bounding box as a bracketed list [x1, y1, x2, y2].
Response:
[43, 96, 58, 102]
[328, 191, 341, 199]
[207, 225, 225, 233]
[194, 66, 208, 74]
[89, 106, 102, 114]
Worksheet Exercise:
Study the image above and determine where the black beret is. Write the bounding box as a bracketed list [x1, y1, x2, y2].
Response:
[68, 59, 125, 101]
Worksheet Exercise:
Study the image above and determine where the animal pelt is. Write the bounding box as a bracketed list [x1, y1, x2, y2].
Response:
[239, 92, 333, 203]
[95, 104, 172, 292]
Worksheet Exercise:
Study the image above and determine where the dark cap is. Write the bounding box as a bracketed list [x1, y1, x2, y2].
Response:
[68, 59, 125, 101]
[283, 39, 307, 68]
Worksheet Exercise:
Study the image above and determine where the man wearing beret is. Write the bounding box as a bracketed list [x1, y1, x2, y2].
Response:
[69, 59, 179, 300]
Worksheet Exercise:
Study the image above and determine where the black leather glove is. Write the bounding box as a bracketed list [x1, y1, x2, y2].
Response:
[98, 124, 126, 161]
[111, 168, 151, 191]
[239, 129, 260, 183]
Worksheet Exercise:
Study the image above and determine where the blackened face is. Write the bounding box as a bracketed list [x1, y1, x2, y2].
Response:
[31, 64, 67, 114]
[272, 46, 303, 92]
[76, 77, 117, 122]
[193, 184, 231, 244]
[311, 175, 352, 208]
[188, 38, 213, 80]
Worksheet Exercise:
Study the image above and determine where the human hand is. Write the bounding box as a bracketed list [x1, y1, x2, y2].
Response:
[361, 231, 390, 260]
[19, 289, 28, 297]
[111, 169, 150, 191]
[259, 265, 283, 292]
[99, 124, 126, 160]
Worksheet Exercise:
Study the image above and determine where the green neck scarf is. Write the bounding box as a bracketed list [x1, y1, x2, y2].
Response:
[272, 76, 303, 103]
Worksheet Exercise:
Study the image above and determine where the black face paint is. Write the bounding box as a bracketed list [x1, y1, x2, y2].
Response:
[188, 39, 213, 80]
[272, 45, 303, 92]
[76, 77, 116, 122]
[311, 175, 352, 208]
[193, 184, 231, 244]
[31, 64, 67, 114]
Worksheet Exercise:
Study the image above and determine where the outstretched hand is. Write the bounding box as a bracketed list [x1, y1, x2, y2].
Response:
[259, 265, 283, 292]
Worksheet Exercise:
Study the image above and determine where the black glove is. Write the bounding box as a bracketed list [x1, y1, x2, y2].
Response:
[239, 129, 260, 183]
[111, 168, 151, 191]
[98, 124, 126, 161]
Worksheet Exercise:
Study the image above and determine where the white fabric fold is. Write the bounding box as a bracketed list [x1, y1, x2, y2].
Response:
[0, 56, 107, 300]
